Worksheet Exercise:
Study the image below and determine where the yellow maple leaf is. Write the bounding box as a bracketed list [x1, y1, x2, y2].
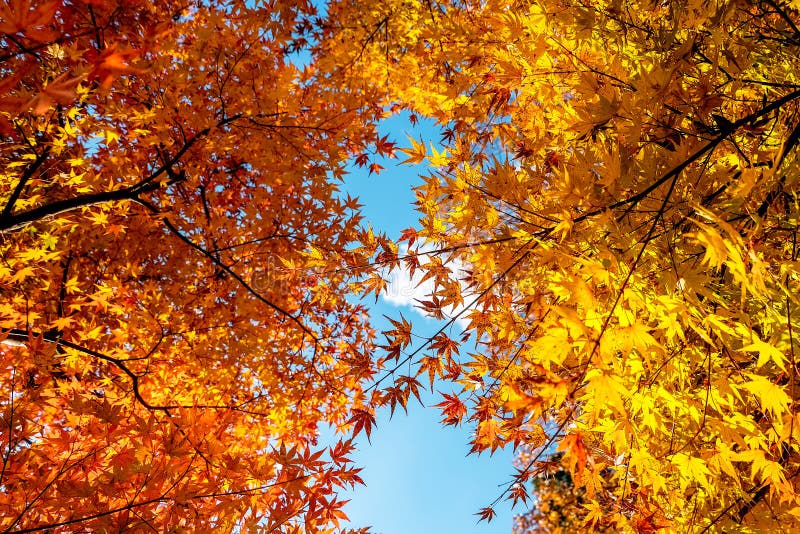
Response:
[399, 136, 427, 165]
[741, 375, 791, 417]
[586, 369, 628, 415]
[741, 337, 786, 370]
[671, 452, 712, 491]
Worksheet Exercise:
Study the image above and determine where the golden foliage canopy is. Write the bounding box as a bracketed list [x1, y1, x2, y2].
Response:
[324, 0, 800, 531]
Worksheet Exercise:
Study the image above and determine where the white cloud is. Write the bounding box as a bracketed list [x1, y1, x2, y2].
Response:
[380, 244, 477, 329]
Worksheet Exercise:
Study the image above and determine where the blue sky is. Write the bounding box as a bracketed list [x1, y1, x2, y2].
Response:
[332, 114, 519, 533]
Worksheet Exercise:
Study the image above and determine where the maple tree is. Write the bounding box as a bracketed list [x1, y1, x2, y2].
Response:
[0, 0, 397, 531]
[318, 0, 800, 531]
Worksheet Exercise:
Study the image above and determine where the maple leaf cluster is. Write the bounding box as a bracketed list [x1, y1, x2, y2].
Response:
[319, 0, 800, 531]
[0, 0, 395, 531]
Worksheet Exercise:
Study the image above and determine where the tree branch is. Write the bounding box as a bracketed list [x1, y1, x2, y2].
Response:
[0, 114, 244, 233]
[3, 146, 51, 217]
[159, 217, 319, 342]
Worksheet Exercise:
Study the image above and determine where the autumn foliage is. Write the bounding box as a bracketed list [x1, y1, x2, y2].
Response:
[327, 0, 800, 531]
[352, 0, 800, 531]
[0, 0, 388, 531]
[6, 0, 800, 532]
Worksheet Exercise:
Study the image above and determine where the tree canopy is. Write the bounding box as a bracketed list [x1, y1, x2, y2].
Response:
[4, 0, 800, 532]
[364, 0, 800, 531]
[0, 1, 386, 531]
